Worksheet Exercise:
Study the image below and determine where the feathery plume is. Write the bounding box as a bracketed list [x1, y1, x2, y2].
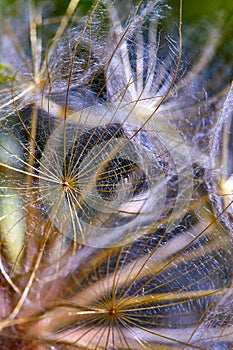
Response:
[0, 0, 232, 349]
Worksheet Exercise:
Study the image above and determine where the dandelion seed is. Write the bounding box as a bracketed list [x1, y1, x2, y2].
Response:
[0, 0, 233, 349]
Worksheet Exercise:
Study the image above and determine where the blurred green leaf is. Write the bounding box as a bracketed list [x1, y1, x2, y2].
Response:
[0, 63, 14, 85]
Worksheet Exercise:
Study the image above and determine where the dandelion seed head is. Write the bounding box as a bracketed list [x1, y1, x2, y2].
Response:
[0, 0, 233, 349]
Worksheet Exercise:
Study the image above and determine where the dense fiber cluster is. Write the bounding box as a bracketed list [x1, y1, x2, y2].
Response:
[0, 0, 232, 349]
